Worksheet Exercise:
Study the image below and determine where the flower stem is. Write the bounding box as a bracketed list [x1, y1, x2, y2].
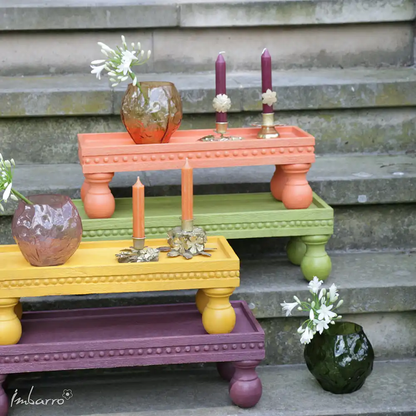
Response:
[12, 189, 32, 205]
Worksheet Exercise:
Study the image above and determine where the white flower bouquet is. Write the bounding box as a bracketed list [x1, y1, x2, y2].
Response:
[281, 277, 343, 344]
[90, 35, 151, 92]
[0, 154, 32, 212]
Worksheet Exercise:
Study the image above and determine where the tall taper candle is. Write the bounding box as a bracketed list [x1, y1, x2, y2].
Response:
[215, 52, 227, 123]
[181, 158, 193, 221]
[261, 48, 273, 114]
[132, 177, 145, 239]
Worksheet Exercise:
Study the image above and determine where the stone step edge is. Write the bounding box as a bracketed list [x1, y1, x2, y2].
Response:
[3, 0, 415, 31]
[0, 153, 414, 215]
[7, 360, 416, 416]
[1, 67, 416, 117]
[18, 251, 416, 320]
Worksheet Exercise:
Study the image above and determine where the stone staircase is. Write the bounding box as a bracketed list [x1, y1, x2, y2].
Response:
[0, 0, 416, 414]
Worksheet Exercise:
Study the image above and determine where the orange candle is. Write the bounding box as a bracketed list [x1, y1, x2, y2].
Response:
[181, 159, 193, 221]
[132, 177, 145, 238]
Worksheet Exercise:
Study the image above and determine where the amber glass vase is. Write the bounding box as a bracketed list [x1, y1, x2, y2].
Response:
[121, 81, 182, 144]
[11, 194, 83, 267]
[304, 321, 374, 394]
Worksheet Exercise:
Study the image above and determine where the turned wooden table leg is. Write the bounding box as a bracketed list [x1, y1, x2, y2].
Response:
[14, 300, 22, 320]
[301, 235, 332, 281]
[80, 177, 91, 202]
[202, 288, 236, 334]
[217, 362, 235, 381]
[0, 298, 22, 345]
[281, 164, 313, 209]
[286, 236, 307, 266]
[83, 172, 115, 219]
[270, 165, 287, 201]
[196, 289, 209, 314]
[0, 375, 8, 416]
[229, 360, 262, 408]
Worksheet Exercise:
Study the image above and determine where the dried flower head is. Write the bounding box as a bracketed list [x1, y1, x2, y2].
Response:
[213, 94, 232, 113]
[262, 89, 277, 107]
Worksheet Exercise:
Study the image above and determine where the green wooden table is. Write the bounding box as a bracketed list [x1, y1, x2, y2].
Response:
[74, 192, 333, 281]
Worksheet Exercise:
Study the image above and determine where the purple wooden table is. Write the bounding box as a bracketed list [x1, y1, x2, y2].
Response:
[0, 301, 265, 414]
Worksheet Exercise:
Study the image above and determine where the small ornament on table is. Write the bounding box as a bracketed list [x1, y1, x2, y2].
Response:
[160, 159, 215, 259]
[116, 177, 159, 263]
[257, 48, 279, 139]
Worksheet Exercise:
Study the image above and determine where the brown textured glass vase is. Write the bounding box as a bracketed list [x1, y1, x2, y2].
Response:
[121, 82, 183, 144]
[11, 194, 83, 267]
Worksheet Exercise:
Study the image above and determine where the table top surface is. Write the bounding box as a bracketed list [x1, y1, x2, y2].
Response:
[0, 301, 265, 373]
[0, 237, 240, 297]
[78, 126, 315, 173]
[0, 236, 238, 277]
[75, 192, 334, 241]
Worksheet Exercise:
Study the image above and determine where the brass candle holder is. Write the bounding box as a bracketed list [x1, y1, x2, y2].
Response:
[215, 121, 228, 135]
[257, 113, 279, 139]
[116, 236, 160, 263]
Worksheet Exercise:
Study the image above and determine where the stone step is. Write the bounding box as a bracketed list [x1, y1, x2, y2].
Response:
[1, 68, 416, 163]
[6, 360, 416, 415]
[1, 0, 415, 75]
[5, 0, 415, 30]
[16, 250, 416, 365]
[0, 154, 415, 248]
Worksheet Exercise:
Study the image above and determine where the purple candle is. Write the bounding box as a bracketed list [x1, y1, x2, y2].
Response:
[261, 48, 273, 114]
[215, 52, 227, 123]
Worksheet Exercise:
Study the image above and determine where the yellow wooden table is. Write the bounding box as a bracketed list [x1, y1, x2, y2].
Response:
[0, 236, 240, 345]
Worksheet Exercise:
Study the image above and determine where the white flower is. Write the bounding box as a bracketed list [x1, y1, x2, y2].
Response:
[90, 64, 106, 80]
[300, 327, 314, 345]
[309, 309, 314, 321]
[308, 276, 323, 294]
[317, 303, 337, 323]
[212, 94, 231, 113]
[91, 59, 105, 65]
[2, 182, 12, 202]
[318, 288, 326, 300]
[98, 42, 115, 55]
[117, 51, 137, 75]
[262, 89, 277, 106]
[281, 301, 298, 317]
[314, 319, 329, 334]
[297, 325, 305, 334]
[329, 283, 339, 302]
[121, 35, 127, 49]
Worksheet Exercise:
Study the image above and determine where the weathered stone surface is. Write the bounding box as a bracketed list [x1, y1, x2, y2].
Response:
[261, 311, 416, 365]
[2, 108, 416, 164]
[2, 22, 413, 75]
[18, 251, 416, 317]
[2, 68, 416, 116]
[0, 30, 153, 77]
[0, 1, 178, 31]
[153, 24, 414, 73]
[0, 153, 415, 216]
[2, 0, 415, 31]
[0, 75, 113, 117]
[6, 361, 416, 416]
[9, 251, 416, 366]
[180, 0, 416, 27]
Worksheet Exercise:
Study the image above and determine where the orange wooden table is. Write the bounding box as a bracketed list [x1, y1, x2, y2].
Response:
[78, 126, 315, 219]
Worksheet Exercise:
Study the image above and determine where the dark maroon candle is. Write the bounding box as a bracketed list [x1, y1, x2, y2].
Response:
[261, 48, 273, 114]
[215, 52, 227, 123]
